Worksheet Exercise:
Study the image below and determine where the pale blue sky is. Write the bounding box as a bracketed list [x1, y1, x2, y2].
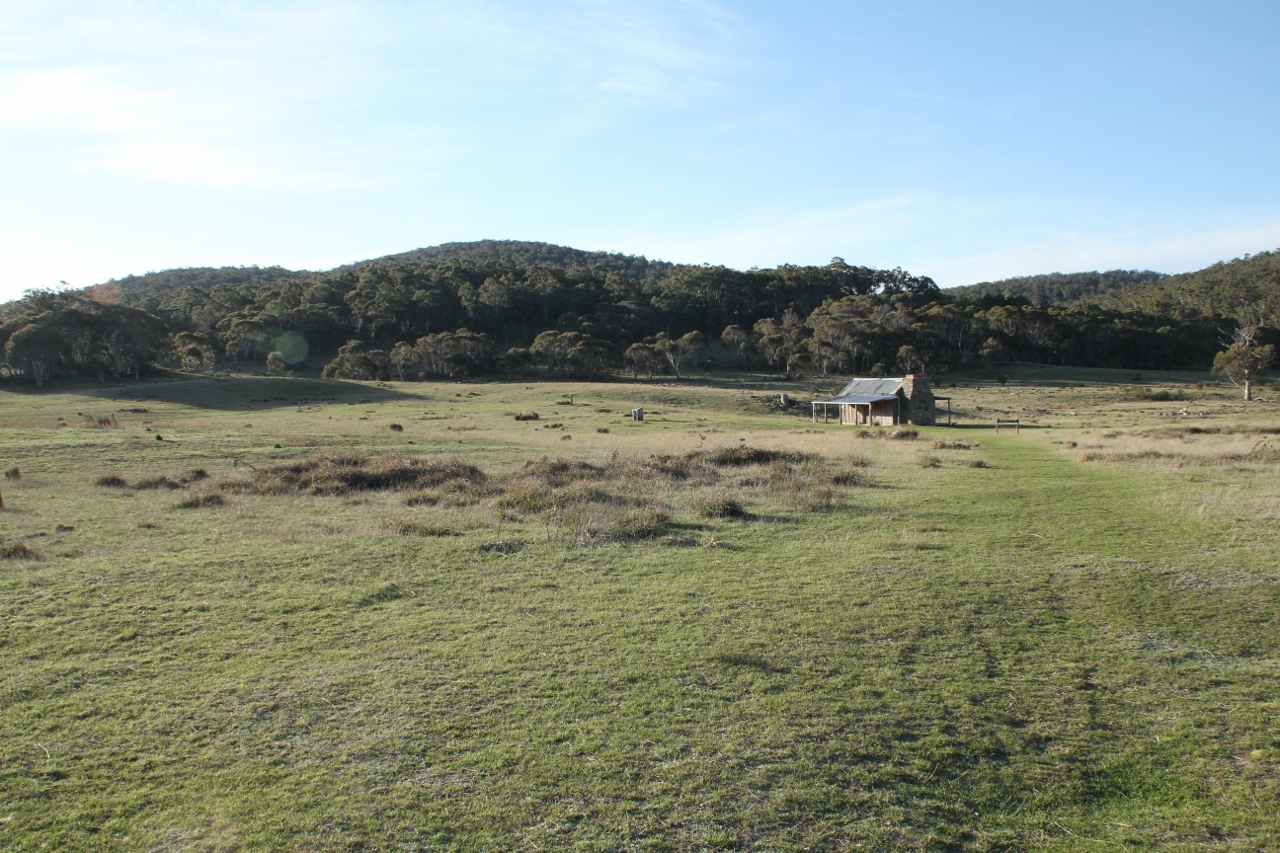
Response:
[2, 0, 1278, 302]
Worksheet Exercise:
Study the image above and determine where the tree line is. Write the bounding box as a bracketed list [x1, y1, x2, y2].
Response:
[2, 242, 1277, 390]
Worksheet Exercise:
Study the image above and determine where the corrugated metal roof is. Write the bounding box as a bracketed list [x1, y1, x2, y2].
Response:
[835, 377, 904, 397]
[813, 393, 899, 404]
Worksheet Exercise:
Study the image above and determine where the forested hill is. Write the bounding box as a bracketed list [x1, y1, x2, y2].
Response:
[99, 265, 310, 301]
[947, 270, 1167, 305]
[101, 240, 682, 302]
[4, 240, 1278, 386]
[347, 240, 681, 282]
[1087, 250, 1280, 324]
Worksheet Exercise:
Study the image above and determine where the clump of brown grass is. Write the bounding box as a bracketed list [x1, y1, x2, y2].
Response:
[695, 446, 816, 467]
[95, 474, 129, 488]
[478, 539, 527, 555]
[830, 468, 869, 487]
[917, 454, 942, 468]
[710, 646, 775, 672]
[558, 503, 671, 542]
[693, 492, 748, 519]
[81, 415, 118, 428]
[230, 453, 488, 496]
[388, 521, 457, 537]
[520, 456, 604, 486]
[605, 453, 708, 483]
[1, 541, 39, 560]
[888, 427, 918, 440]
[389, 423, 404, 432]
[498, 479, 619, 515]
[357, 582, 411, 606]
[886, 535, 943, 551]
[932, 439, 971, 450]
[134, 475, 185, 490]
[967, 459, 990, 468]
[3, 467, 20, 480]
[176, 493, 224, 509]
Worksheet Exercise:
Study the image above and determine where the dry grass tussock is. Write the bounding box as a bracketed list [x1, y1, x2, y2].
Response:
[150, 446, 871, 544]
[227, 454, 489, 496]
[1077, 437, 1280, 467]
[1, 540, 39, 560]
[1052, 423, 1280, 524]
[94, 469, 210, 490]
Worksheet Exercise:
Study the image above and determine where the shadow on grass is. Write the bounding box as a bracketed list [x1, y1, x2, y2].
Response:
[0, 374, 417, 412]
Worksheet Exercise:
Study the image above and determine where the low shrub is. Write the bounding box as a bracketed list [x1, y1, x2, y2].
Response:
[514, 411, 539, 421]
[932, 440, 971, 450]
[917, 454, 942, 468]
[888, 427, 918, 440]
[4, 467, 20, 480]
[95, 474, 129, 488]
[389, 423, 404, 432]
[967, 459, 990, 468]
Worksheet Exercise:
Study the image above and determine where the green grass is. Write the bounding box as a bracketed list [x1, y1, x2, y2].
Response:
[1, 371, 1277, 851]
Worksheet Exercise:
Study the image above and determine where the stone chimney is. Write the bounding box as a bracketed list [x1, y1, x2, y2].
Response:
[901, 374, 935, 425]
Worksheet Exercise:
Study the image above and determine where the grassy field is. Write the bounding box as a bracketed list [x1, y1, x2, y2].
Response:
[1, 367, 1278, 851]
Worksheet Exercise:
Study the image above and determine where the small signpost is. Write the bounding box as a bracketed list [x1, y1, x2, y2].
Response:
[995, 418, 1020, 434]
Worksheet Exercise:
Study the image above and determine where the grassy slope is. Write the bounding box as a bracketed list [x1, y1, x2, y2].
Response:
[1, 372, 1277, 852]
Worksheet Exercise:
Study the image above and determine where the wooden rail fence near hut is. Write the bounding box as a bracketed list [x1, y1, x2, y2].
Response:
[995, 418, 1019, 434]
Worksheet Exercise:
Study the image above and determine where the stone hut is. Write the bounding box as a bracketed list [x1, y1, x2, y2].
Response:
[811, 374, 935, 426]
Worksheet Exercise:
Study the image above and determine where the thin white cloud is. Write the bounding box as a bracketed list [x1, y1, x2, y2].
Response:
[0, 64, 369, 190]
[0, 1, 745, 189]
